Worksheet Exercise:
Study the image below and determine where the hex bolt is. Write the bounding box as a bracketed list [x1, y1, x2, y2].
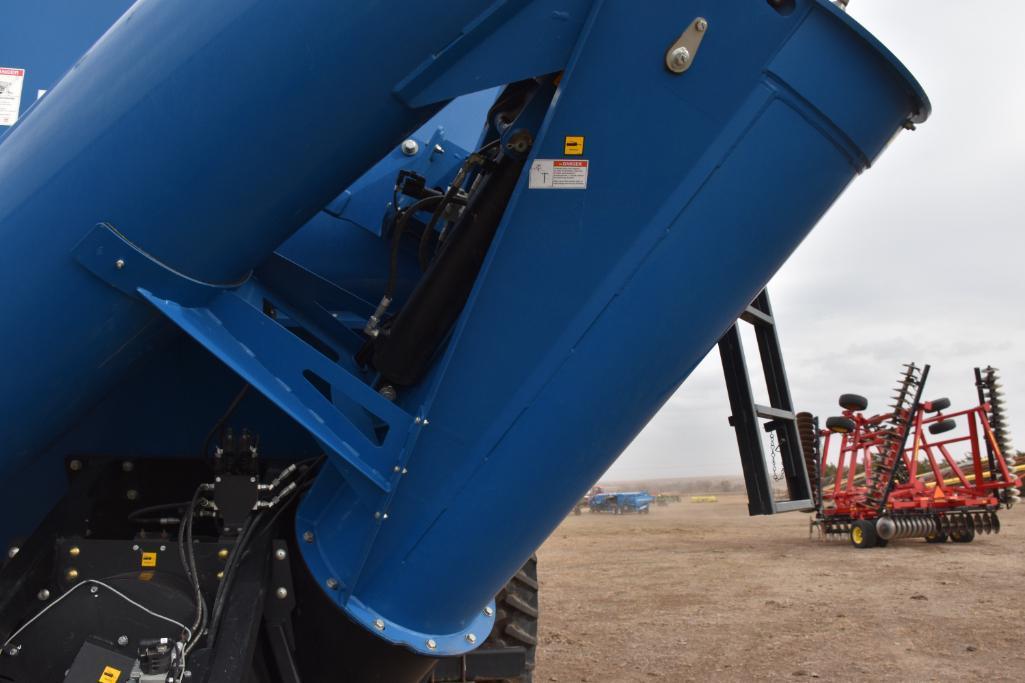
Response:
[373, 619, 385, 631]
[303, 531, 314, 544]
[400, 139, 419, 156]
[122, 461, 134, 472]
[69, 546, 81, 558]
[90, 585, 99, 594]
[669, 47, 691, 71]
[132, 544, 140, 552]
[414, 416, 423, 425]
[483, 606, 494, 617]
[465, 633, 477, 645]
[66, 568, 79, 582]
[216, 571, 225, 581]
[393, 465, 401, 473]
[425, 639, 437, 651]
[115, 259, 126, 270]
[159, 545, 166, 552]
[275, 587, 288, 600]
[126, 489, 138, 501]
[326, 578, 339, 590]
[218, 548, 229, 560]
[37, 589, 50, 601]
[69, 460, 82, 471]
[695, 18, 708, 32]
[374, 512, 382, 519]
[117, 635, 129, 647]
[5, 645, 19, 657]
[275, 548, 287, 561]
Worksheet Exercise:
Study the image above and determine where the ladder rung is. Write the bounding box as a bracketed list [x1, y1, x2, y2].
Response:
[754, 404, 795, 421]
[740, 305, 774, 327]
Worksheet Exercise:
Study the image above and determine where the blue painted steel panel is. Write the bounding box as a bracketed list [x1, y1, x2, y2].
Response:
[294, 0, 929, 655]
[0, 0, 930, 662]
[0, 0, 504, 475]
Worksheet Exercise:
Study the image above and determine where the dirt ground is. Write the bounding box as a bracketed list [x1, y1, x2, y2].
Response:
[535, 494, 1024, 682]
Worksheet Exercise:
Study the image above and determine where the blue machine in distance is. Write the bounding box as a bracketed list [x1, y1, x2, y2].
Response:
[0, 1, 928, 681]
[589, 492, 655, 514]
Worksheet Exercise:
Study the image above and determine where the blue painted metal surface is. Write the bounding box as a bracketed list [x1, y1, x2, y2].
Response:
[0, 0, 930, 662]
[0, 0, 502, 472]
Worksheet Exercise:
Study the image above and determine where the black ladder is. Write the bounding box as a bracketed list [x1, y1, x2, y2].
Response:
[718, 289, 813, 516]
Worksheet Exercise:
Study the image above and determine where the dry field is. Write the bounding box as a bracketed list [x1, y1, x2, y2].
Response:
[535, 494, 1024, 682]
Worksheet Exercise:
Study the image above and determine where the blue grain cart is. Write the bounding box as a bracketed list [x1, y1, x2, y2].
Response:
[590, 492, 655, 514]
[0, 1, 927, 681]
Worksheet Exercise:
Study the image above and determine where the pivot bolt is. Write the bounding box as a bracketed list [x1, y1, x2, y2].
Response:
[275, 549, 287, 561]
[37, 589, 50, 601]
[5, 646, 19, 657]
[275, 587, 288, 600]
[373, 619, 385, 631]
[401, 139, 419, 156]
[669, 47, 691, 70]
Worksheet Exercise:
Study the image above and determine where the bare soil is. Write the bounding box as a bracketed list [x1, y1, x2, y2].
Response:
[535, 494, 1024, 682]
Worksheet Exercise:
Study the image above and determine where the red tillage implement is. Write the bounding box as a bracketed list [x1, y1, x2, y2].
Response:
[806, 365, 1021, 548]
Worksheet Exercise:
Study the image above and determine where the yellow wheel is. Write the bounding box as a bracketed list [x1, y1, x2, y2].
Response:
[849, 520, 877, 549]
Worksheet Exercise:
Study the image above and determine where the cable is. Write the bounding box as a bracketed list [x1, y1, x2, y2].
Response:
[0, 579, 192, 654]
[127, 501, 191, 521]
[178, 485, 208, 656]
[200, 383, 250, 457]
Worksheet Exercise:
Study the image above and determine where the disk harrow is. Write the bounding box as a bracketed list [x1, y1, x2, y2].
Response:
[807, 364, 1021, 548]
[796, 412, 821, 508]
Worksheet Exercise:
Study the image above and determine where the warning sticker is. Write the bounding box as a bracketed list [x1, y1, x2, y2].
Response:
[0, 67, 25, 127]
[528, 159, 588, 190]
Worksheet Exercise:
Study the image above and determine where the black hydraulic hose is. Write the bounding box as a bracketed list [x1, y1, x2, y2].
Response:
[385, 195, 447, 301]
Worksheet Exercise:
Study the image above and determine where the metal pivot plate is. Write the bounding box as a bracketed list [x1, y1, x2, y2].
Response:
[665, 17, 708, 74]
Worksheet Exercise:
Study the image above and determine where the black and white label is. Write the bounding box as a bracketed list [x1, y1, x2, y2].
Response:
[0, 67, 25, 126]
[529, 159, 589, 189]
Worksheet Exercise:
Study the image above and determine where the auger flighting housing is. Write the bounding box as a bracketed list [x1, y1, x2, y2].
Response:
[0, 1, 929, 681]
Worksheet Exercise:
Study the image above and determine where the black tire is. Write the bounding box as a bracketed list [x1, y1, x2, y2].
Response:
[850, 520, 877, 549]
[826, 416, 857, 434]
[925, 397, 951, 413]
[950, 528, 975, 543]
[928, 418, 957, 435]
[484, 555, 539, 683]
[925, 531, 948, 543]
[839, 393, 868, 412]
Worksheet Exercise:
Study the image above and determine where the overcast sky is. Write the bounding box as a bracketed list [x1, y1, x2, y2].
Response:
[605, 1, 1025, 481]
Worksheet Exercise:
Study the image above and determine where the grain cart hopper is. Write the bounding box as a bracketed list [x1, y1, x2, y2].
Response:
[0, 1, 928, 681]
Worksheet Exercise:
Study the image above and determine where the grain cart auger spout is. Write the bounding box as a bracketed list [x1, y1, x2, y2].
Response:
[0, 1, 928, 681]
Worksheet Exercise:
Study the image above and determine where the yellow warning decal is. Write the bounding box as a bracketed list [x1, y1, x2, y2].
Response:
[563, 135, 584, 156]
[99, 666, 122, 683]
[140, 551, 157, 568]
